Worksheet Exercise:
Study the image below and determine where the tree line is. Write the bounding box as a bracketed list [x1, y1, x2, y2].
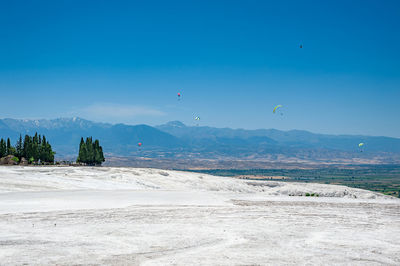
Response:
[77, 137, 105, 165]
[0, 133, 55, 163]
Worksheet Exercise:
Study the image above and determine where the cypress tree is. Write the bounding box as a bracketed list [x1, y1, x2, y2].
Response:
[37, 134, 42, 163]
[77, 137, 88, 164]
[16, 134, 23, 160]
[0, 138, 6, 157]
[23, 135, 30, 160]
[6, 138, 11, 155]
[46, 141, 55, 163]
[32, 132, 39, 162]
[94, 139, 105, 165]
[41, 136, 47, 162]
[24, 135, 35, 162]
[6, 138, 16, 156]
[98, 146, 105, 164]
[86, 137, 94, 165]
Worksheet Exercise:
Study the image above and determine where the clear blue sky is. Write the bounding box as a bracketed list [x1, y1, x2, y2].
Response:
[0, 0, 399, 137]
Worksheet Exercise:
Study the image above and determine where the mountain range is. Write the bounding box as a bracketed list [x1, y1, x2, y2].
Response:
[0, 117, 399, 163]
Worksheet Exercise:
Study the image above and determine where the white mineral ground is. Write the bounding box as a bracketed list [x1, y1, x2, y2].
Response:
[0, 166, 399, 265]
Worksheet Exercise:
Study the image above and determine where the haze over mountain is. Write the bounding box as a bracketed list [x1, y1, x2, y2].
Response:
[0, 117, 399, 163]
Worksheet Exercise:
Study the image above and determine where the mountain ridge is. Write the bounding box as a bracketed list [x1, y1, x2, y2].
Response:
[0, 117, 399, 163]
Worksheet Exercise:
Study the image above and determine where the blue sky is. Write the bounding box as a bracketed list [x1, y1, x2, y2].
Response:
[0, 0, 399, 137]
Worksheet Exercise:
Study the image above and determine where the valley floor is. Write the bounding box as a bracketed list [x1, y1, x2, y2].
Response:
[0, 166, 399, 265]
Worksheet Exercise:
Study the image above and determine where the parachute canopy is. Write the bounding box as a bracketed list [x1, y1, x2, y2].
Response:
[358, 143, 364, 147]
[273, 105, 283, 114]
[138, 142, 142, 147]
[195, 116, 200, 121]
[177, 92, 181, 97]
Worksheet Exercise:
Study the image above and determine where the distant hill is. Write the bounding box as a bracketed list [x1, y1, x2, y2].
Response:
[1, 117, 400, 163]
[156, 121, 400, 153]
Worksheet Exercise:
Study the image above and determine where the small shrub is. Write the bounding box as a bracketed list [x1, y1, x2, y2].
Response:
[305, 193, 310, 197]
[311, 193, 315, 196]
[11, 156, 19, 163]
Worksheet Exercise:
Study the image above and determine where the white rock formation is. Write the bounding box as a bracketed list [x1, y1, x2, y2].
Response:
[0, 166, 399, 265]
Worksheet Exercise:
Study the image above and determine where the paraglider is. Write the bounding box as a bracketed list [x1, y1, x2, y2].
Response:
[138, 142, 142, 151]
[195, 116, 200, 126]
[177, 92, 181, 101]
[273, 105, 283, 116]
[358, 142, 364, 152]
[299, 44, 303, 49]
